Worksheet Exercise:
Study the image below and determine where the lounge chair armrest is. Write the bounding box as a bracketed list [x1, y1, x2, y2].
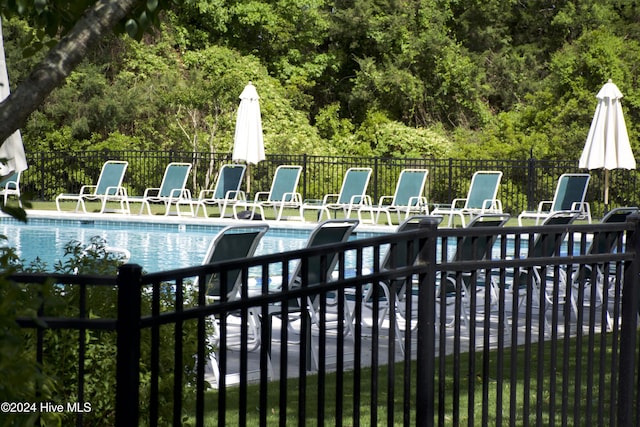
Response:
[5, 181, 18, 190]
[281, 192, 302, 203]
[571, 201, 588, 211]
[198, 189, 217, 200]
[349, 194, 371, 205]
[377, 195, 394, 206]
[322, 193, 340, 204]
[252, 191, 270, 202]
[167, 188, 189, 199]
[79, 185, 97, 195]
[143, 187, 161, 198]
[105, 185, 128, 196]
[224, 190, 245, 200]
[482, 198, 502, 211]
[451, 198, 467, 208]
[407, 196, 428, 207]
[537, 200, 553, 213]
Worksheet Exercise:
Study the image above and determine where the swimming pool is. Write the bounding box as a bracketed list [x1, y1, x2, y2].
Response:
[0, 214, 387, 273]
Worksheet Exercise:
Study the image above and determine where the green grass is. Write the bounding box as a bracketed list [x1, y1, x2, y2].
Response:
[181, 330, 627, 426]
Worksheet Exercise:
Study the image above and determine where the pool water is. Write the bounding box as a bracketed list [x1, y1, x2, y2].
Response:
[0, 217, 382, 273]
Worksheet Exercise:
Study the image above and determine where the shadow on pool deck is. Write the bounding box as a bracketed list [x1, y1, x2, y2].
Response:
[205, 289, 611, 387]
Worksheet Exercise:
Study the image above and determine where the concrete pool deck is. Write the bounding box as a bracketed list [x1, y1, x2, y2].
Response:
[20, 208, 397, 234]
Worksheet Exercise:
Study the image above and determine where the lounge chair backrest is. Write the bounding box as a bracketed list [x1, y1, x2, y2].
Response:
[268, 165, 302, 202]
[212, 164, 246, 199]
[204, 224, 269, 299]
[529, 211, 580, 258]
[337, 168, 372, 205]
[158, 163, 192, 197]
[601, 206, 639, 224]
[392, 169, 428, 207]
[1, 171, 19, 188]
[295, 219, 359, 286]
[465, 171, 502, 209]
[456, 214, 510, 261]
[588, 207, 639, 255]
[95, 161, 128, 196]
[551, 173, 590, 211]
[383, 215, 443, 270]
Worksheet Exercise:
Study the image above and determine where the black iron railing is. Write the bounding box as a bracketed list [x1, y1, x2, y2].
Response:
[20, 151, 640, 218]
[7, 216, 640, 426]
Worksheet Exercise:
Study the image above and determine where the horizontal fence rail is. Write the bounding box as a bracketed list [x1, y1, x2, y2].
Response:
[6, 216, 640, 426]
[19, 150, 640, 218]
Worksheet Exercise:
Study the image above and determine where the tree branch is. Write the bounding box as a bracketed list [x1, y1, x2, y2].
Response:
[0, 0, 142, 145]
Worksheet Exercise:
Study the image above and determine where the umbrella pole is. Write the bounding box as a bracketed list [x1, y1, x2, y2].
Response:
[246, 164, 251, 195]
[604, 169, 610, 213]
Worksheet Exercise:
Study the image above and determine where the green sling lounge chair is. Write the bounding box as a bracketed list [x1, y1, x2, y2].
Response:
[56, 160, 129, 214]
[191, 163, 246, 218]
[232, 164, 302, 221]
[0, 171, 21, 207]
[128, 162, 192, 216]
[569, 206, 638, 330]
[432, 170, 503, 228]
[359, 168, 429, 225]
[201, 223, 269, 384]
[302, 167, 372, 221]
[268, 219, 359, 370]
[518, 173, 591, 225]
[357, 215, 443, 354]
[442, 213, 511, 329]
[509, 210, 582, 332]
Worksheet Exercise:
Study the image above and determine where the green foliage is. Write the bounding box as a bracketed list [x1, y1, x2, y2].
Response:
[6, 0, 640, 165]
[0, 0, 177, 43]
[0, 240, 51, 427]
[180, 45, 329, 156]
[353, 111, 452, 158]
[0, 236, 210, 426]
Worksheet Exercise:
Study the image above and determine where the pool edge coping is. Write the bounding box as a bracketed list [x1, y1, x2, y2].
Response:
[12, 210, 397, 234]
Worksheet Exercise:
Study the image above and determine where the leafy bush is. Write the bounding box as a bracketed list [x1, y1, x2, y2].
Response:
[0, 236, 210, 426]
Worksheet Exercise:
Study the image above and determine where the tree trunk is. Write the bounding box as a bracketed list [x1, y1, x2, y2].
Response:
[0, 0, 142, 146]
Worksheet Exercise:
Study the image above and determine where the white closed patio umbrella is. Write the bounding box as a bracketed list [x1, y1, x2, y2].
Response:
[0, 17, 27, 180]
[579, 79, 636, 212]
[232, 82, 265, 194]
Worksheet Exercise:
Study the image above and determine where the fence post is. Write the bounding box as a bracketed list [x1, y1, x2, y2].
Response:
[618, 214, 640, 426]
[416, 218, 440, 427]
[373, 157, 379, 203]
[302, 153, 308, 201]
[115, 264, 143, 427]
[447, 158, 453, 203]
[527, 157, 536, 211]
[38, 151, 44, 199]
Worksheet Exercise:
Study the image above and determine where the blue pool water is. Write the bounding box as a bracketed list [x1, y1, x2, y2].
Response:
[0, 217, 383, 273]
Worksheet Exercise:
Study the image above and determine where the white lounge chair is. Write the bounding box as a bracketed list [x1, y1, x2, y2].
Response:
[0, 171, 21, 207]
[232, 165, 303, 221]
[56, 160, 129, 213]
[128, 162, 192, 216]
[432, 170, 503, 227]
[518, 173, 591, 225]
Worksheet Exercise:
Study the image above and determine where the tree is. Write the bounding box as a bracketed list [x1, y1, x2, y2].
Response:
[0, 0, 175, 147]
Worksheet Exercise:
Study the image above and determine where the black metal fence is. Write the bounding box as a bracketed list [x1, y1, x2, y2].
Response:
[21, 151, 640, 218]
[8, 215, 640, 426]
